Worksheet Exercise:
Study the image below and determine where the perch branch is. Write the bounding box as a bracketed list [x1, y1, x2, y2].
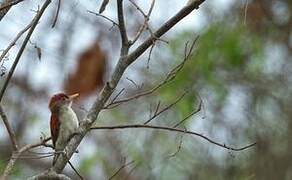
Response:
[49, 0, 206, 174]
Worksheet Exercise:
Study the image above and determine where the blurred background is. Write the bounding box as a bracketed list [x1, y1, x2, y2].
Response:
[0, 0, 291, 179]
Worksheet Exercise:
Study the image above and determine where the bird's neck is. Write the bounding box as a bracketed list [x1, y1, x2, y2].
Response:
[51, 105, 72, 114]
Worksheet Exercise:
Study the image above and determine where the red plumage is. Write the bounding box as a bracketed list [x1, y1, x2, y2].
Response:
[50, 113, 59, 147]
[49, 93, 67, 148]
[48, 92, 79, 164]
[49, 93, 68, 110]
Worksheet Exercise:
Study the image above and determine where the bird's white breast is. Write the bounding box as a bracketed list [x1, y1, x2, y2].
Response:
[55, 107, 79, 150]
[59, 107, 79, 132]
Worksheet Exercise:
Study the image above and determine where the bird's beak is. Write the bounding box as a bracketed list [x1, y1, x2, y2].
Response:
[68, 93, 79, 100]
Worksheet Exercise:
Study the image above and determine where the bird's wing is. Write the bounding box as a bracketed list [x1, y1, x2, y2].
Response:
[50, 113, 59, 148]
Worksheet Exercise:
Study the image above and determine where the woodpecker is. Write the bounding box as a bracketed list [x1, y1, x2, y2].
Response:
[49, 93, 79, 164]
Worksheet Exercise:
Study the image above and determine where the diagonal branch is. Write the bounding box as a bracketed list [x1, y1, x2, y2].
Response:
[129, 0, 155, 45]
[0, 0, 26, 11]
[0, 0, 51, 102]
[104, 37, 198, 109]
[117, 0, 129, 49]
[108, 160, 135, 180]
[0, 0, 26, 21]
[143, 92, 187, 124]
[126, 0, 205, 66]
[51, 0, 62, 28]
[1, 137, 50, 179]
[0, 104, 18, 150]
[50, 0, 206, 174]
[88, 10, 119, 27]
[0, 21, 33, 63]
[172, 97, 202, 128]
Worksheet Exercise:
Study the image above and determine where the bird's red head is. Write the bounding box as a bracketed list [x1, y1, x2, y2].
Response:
[49, 93, 79, 111]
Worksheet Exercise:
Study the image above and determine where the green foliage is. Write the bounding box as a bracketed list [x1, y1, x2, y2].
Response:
[79, 153, 100, 173]
[160, 22, 264, 118]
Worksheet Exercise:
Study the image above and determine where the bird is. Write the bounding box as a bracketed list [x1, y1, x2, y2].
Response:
[49, 93, 79, 165]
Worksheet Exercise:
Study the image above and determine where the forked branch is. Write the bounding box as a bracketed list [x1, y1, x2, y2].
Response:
[49, 0, 207, 174]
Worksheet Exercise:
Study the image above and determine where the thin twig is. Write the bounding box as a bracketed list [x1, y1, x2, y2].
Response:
[51, 0, 62, 28]
[0, 0, 51, 102]
[126, 77, 139, 89]
[1, 137, 50, 178]
[88, 10, 119, 27]
[153, 100, 161, 116]
[111, 88, 125, 103]
[172, 98, 202, 128]
[12, 154, 54, 159]
[49, 0, 206, 174]
[104, 37, 198, 109]
[143, 92, 187, 124]
[146, 43, 155, 68]
[117, 0, 129, 48]
[167, 132, 184, 158]
[90, 124, 256, 151]
[68, 161, 84, 180]
[126, 1, 205, 66]
[122, 162, 139, 180]
[0, 104, 18, 150]
[0, 22, 33, 63]
[104, 59, 186, 109]
[129, 0, 156, 45]
[108, 160, 135, 180]
[99, 0, 109, 13]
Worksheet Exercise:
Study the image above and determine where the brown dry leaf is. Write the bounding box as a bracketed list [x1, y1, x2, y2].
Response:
[244, 1, 266, 31]
[64, 42, 106, 98]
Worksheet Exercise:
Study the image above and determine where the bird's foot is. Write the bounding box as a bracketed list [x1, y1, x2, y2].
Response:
[62, 149, 70, 161]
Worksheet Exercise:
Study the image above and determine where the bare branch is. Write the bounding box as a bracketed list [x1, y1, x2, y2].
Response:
[110, 88, 125, 104]
[51, 0, 206, 173]
[0, 0, 51, 102]
[88, 10, 119, 28]
[123, 162, 139, 180]
[126, 0, 205, 66]
[172, 98, 202, 128]
[104, 37, 198, 109]
[1, 137, 50, 178]
[117, 0, 129, 49]
[90, 124, 256, 151]
[126, 77, 139, 89]
[108, 160, 135, 180]
[0, 21, 33, 63]
[143, 92, 187, 124]
[0, 0, 26, 11]
[0, 104, 18, 150]
[129, 0, 155, 45]
[0, 0, 26, 21]
[153, 100, 161, 116]
[99, 0, 109, 14]
[51, 0, 62, 28]
[167, 132, 184, 158]
[146, 43, 155, 68]
[67, 161, 84, 180]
